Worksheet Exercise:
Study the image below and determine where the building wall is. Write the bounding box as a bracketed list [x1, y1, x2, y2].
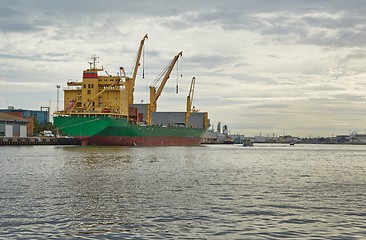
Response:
[20, 125, 27, 138]
[0, 123, 4, 136]
[0, 109, 49, 124]
[0, 121, 28, 138]
[253, 136, 267, 143]
[13, 123, 20, 137]
[5, 124, 13, 137]
[26, 117, 34, 136]
[22, 110, 49, 124]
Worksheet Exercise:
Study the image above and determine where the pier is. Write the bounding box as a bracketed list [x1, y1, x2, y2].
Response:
[0, 137, 81, 146]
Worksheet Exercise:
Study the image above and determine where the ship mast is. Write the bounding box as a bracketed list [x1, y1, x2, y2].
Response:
[89, 55, 99, 70]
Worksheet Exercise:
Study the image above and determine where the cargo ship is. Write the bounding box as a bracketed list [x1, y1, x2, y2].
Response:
[53, 35, 210, 146]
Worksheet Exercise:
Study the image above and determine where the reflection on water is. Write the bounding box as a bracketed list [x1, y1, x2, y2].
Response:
[1, 144, 366, 239]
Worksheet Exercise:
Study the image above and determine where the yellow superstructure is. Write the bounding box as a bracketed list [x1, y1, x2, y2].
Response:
[62, 35, 148, 119]
[63, 61, 129, 117]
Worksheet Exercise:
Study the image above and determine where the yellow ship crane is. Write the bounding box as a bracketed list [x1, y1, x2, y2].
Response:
[147, 51, 183, 125]
[185, 76, 197, 125]
[125, 34, 148, 105]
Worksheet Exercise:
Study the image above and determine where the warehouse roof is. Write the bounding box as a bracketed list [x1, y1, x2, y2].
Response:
[0, 113, 28, 122]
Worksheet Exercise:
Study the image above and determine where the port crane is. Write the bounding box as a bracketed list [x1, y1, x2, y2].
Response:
[125, 34, 148, 105]
[147, 51, 182, 124]
[185, 76, 198, 125]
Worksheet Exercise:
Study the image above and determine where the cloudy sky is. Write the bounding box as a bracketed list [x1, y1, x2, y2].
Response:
[1, 0, 366, 137]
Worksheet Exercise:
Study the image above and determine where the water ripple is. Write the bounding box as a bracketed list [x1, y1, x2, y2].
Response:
[1, 145, 366, 239]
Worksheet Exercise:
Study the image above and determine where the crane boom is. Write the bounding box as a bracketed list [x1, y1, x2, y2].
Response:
[126, 34, 148, 105]
[147, 51, 182, 124]
[185, 77, 196, 124]
[149, 51, 182, 111]
[132, 34, 148, 82]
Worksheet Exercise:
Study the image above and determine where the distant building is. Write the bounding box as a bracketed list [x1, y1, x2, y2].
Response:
[202, 122, 231, 144]
[0, 113, 28, 138]
[336, 135, 349, 143]
[0, 106, 49, 124]
[253, 135, 267, 143]
[350, 133, 366, 143]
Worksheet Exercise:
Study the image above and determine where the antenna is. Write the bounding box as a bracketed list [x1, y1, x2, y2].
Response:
[88, 55, 99, 69]
[56, 85, 60, 112]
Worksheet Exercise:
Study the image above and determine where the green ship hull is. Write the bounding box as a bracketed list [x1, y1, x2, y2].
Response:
[53, 116, 205, 146]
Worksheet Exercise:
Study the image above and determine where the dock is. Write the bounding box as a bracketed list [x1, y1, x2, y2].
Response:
[0, 137, 81, 146]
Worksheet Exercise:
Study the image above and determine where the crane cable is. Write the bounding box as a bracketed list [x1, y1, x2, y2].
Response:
[176, 55, 183, 94]
[142, 43, 145, 79]
[143, 41, 149, 102]
[176, 58, 179, 94]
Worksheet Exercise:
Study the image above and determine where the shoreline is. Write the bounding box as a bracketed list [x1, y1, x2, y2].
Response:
[0, 137, 81, 146]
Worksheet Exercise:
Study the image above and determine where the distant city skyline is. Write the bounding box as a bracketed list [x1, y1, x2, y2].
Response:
[1, 0, 366, 137]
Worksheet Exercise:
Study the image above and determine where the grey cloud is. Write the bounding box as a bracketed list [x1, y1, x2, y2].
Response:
[302, 15, 364, 30]
[0, 4, 44, 33]
[236, 75, 281, 86]
[186, 54, 238, 68]
[255, 13, 366, 47]
[0, 5, 24, 18]
[0, 53, 70, 62]
[0, 20, 39, 33]
[233, 62, 249, 68]
[302, 84, 345, 92]
[300, 27, 366, 47]
[344, 50, 366, 61]
[247, 103, 289, 109]
[330, 94, 366, 103]
[4, 0, 366, 48]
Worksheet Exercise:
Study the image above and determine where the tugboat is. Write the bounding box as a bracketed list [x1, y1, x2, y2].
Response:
[243, 138, 253, 147]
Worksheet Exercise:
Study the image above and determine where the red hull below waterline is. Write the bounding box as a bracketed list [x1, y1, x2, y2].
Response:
[79, 136, 202, 146]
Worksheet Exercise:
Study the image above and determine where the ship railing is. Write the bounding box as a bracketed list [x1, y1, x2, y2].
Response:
[66, 86, 82, 90]
[67, 80, 82, 85]
[57, 112, 128, 118]
[149, 123, 203, 129]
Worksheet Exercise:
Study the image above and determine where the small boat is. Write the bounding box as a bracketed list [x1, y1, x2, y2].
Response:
[243, 139, 253, 147]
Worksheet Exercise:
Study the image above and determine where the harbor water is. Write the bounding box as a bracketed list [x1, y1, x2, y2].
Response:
[1, 144, 366, 239]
